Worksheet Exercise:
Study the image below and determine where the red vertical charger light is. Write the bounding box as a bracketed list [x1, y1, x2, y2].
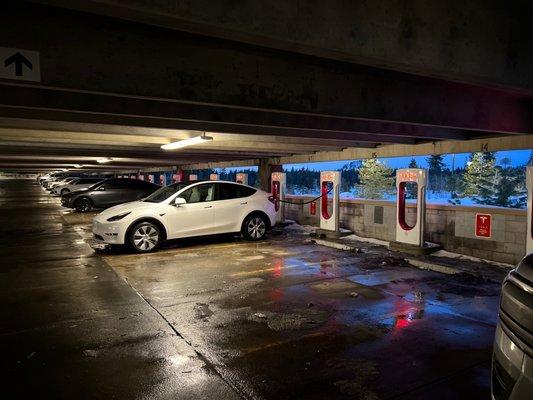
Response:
[321, 181, 331, 219]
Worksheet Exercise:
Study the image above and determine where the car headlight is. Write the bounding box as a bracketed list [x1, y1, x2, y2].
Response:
[106, 212, 131, 222]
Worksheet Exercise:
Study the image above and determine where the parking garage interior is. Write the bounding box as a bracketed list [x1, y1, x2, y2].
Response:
[2, 1, 533, 399]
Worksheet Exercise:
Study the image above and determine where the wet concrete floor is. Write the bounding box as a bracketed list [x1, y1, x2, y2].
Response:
[1, 179, 503, 399]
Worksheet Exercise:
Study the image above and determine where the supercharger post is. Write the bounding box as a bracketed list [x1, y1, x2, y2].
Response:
[526, 166, 533, 254]
[210, 173, 219, 181]
[271, 172, 286, 224]
[390, 168, 435, 253]
[312, 171, 351, 239]
[236, 173, 248, 185]
[172, 171, 184, 183]
[159, 173, 167, 186]
[148, 174, 154, 183]
[189, 174, 198, 181]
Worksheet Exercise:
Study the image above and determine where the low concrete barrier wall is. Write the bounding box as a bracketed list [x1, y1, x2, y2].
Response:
[285, 196, 527, 265]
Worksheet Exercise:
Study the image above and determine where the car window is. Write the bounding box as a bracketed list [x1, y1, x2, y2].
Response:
[180, 183, 215, 204]
[143, 182, 190, 203]
[100, 179, 130, 189]
[217, 183, 257, 200]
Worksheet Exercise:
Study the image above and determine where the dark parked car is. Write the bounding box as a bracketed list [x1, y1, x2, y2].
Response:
[492, 253, 533, 399]
[61, 178, 160, 212]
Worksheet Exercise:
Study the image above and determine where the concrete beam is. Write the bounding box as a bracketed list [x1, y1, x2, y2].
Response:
[1, 3, 531, 137]
[181, 134, 533, 169]
[36, 0, 533, 93]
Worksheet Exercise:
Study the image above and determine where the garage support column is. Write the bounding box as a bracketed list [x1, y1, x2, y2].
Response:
[258, 159, 282, 192]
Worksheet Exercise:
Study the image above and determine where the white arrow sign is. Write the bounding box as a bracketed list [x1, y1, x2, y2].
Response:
[0, 47, 41, 82]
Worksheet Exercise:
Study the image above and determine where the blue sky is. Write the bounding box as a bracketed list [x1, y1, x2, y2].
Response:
[221, 149, 531, 172]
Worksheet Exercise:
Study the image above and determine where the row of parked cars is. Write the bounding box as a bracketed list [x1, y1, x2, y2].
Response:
[37, 173, 277, 253]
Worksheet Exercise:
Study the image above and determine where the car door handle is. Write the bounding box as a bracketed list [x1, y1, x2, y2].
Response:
[204, 205, 212, 209]
[240, 202, 247, 205]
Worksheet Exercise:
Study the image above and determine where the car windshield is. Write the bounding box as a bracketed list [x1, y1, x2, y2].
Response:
[143, 182, 190, 203]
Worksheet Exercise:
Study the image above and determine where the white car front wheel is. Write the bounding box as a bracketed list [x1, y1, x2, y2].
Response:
[128, 222, 161, 253]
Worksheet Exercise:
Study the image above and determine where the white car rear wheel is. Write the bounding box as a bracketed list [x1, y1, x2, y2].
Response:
[242, 215, 267, 241]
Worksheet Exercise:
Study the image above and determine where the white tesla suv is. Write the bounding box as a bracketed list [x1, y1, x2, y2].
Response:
[92, 180, 277, 252]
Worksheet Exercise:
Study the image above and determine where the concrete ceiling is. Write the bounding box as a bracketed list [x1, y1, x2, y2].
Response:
[1, 2, 532, 173]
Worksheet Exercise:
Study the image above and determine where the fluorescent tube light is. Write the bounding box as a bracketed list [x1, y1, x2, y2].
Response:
[97, 157, 113, 164]
[161, 135, 213, 150]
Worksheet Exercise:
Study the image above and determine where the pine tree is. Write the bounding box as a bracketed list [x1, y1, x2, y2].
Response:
[356, 157, 394, 199]
[405, 158, 419, 199]
[426, 154, 446, 193]
[462, 152, 498, 205]
[489, 158, 526, 208]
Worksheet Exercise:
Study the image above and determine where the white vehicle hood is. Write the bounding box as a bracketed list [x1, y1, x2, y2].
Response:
[97, 200, 157, 220]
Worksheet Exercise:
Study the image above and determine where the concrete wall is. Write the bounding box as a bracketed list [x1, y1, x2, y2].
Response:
[285, 196, 527, 265]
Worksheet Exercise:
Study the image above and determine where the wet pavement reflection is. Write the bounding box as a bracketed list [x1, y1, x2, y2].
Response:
[1, 179, 503, 399]
[99, 215, 502, 399]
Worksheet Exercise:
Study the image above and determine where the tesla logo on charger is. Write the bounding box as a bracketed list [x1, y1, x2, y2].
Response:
[475, 214, 492, 238]
[321, 172, 336, 182]
[398, 171, 419, 182]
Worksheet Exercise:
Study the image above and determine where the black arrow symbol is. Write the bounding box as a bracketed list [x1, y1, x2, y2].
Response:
[4, 52, 33, 76]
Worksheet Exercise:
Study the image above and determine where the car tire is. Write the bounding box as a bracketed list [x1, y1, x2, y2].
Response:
[60, 188, 70, 196]
[75, 197, 92, 213]
[241, 214, 268, 241]
[128, 222, 161, 253]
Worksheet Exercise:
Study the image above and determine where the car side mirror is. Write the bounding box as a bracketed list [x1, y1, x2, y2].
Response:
[173, 197, 186, 207]
[97, 186, 105, 191]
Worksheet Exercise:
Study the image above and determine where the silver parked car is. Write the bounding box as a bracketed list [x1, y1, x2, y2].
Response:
[492, 253, 533, 399]
[51, 177, 104, 196]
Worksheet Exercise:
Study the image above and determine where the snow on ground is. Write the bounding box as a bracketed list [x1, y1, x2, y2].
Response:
[431, 249, 513, 269]
[283, 220, 316, 234]
[341, 234, 389, 247]
[288, 189, 525, 209]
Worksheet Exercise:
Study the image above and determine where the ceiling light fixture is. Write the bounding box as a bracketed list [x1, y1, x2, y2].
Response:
[161, 134, 213, 150]
[97, 157, 113, 164]
[73, 164, 83, 168]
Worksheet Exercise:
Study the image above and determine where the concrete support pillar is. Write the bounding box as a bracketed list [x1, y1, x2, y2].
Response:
[258, 159, 282, 192]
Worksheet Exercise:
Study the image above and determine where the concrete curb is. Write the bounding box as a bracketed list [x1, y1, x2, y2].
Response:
[405, 258, 460, 275]
[310, 238, 359, 252]
[311, 238, 467, 277]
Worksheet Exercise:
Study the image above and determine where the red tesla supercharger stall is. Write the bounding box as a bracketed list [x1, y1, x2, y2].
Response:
[395, 168, 427, 247]
[527, 166, 533, 254]
[271, 172, 286, 224]
[159, 174, 166, 186]
[148, 174, 154, 183]
[172, 171, 184, 183]
[320, 171, 341, 232]
[236, 173, 248, 185]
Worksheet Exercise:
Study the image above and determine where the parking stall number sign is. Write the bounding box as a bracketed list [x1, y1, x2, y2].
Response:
[475, 213, 492, 238]
[0, 47, 40, 82]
